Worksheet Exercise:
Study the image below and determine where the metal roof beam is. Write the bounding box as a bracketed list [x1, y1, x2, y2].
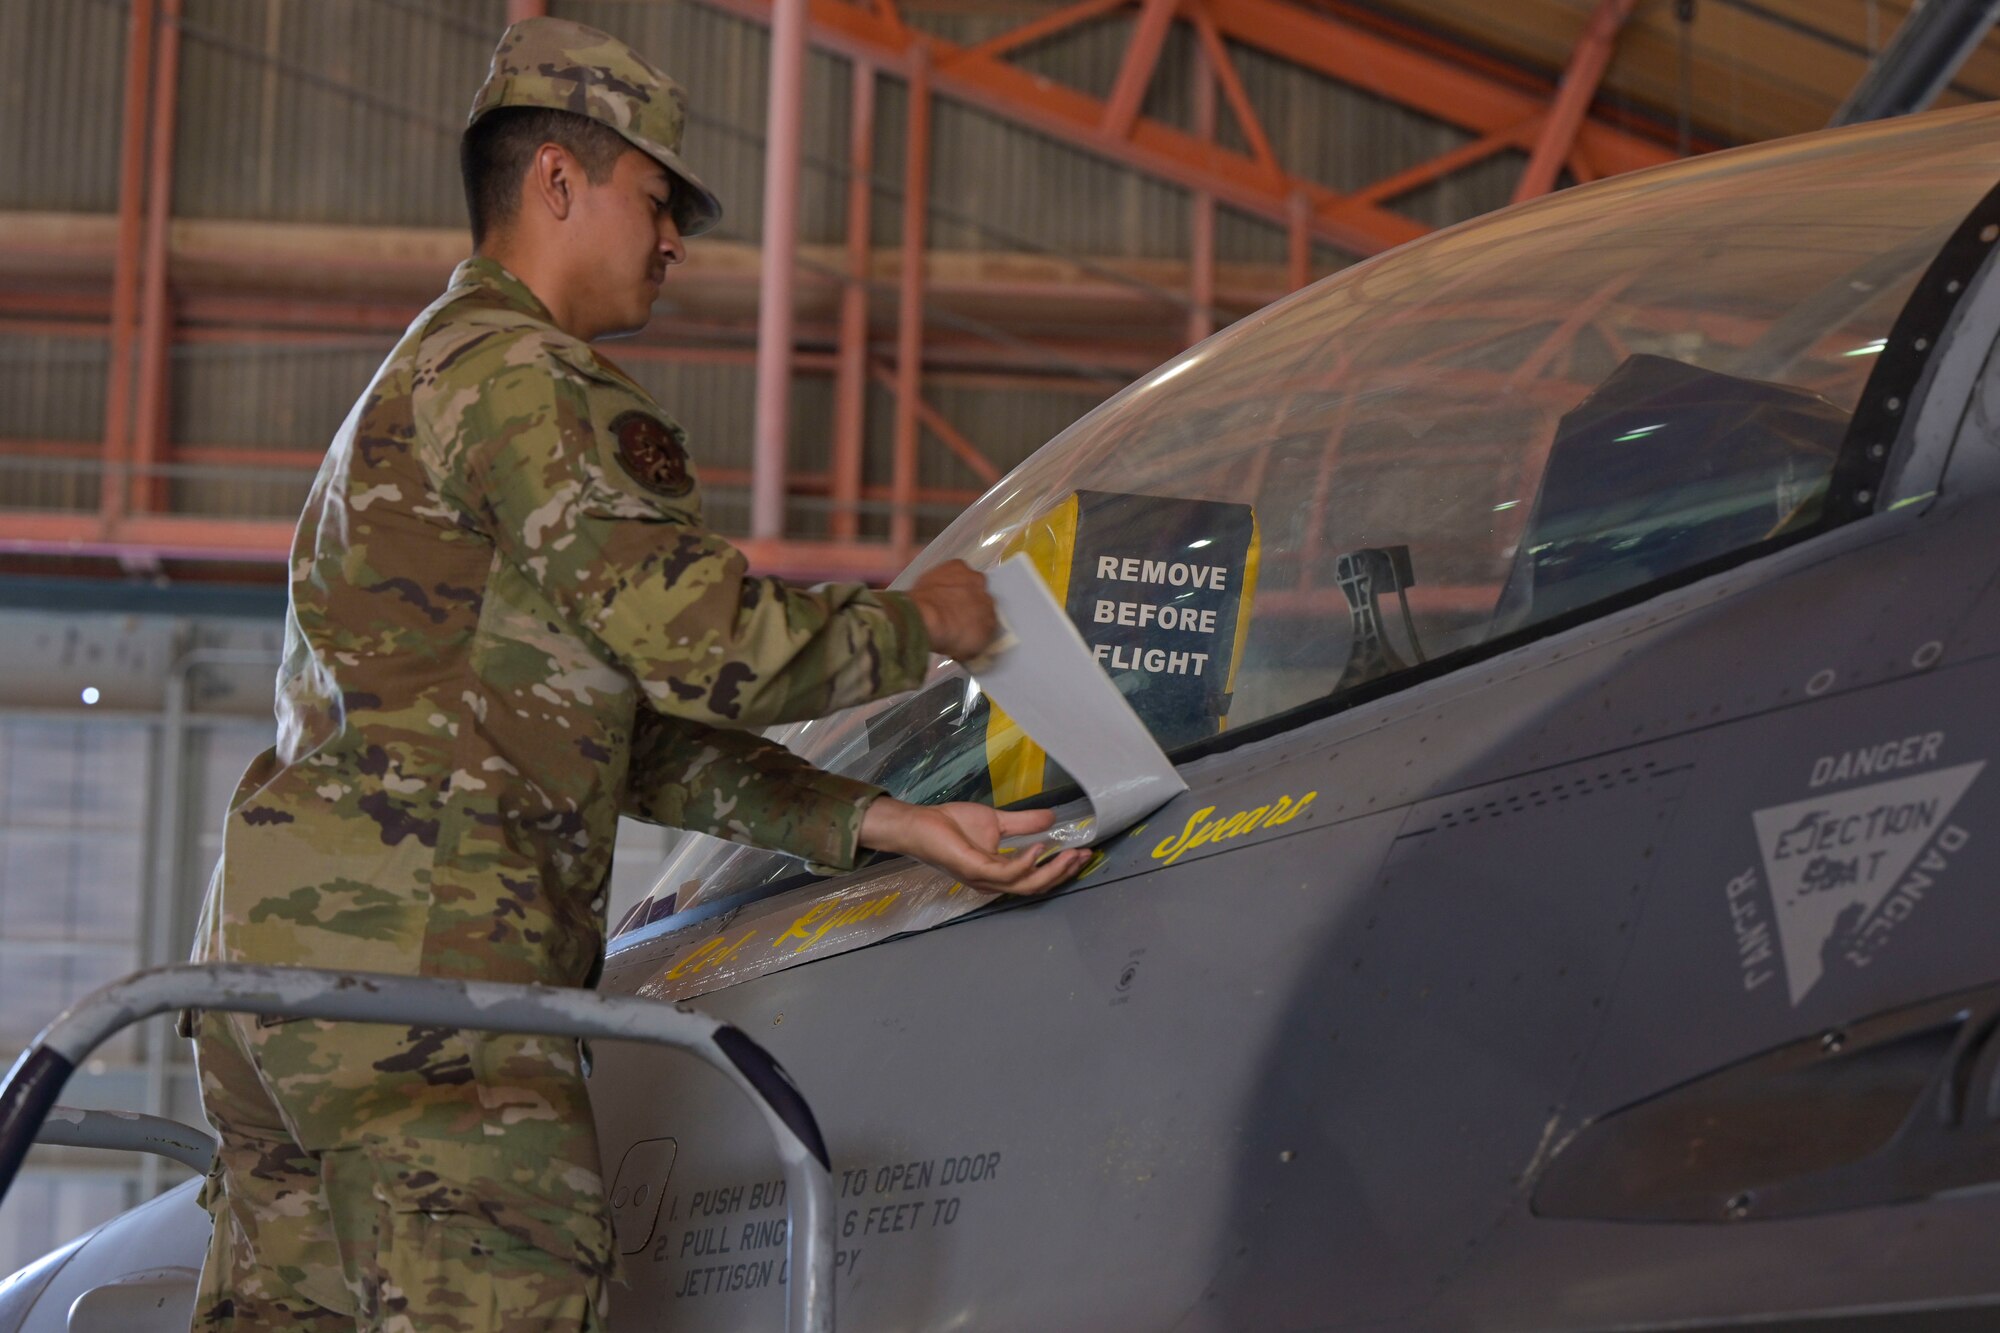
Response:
[694, 0, 1427, 255]
[1513, 0, 1638, 202]
[691, 0, 1684, 254]
[1195, 0, 1674, 177]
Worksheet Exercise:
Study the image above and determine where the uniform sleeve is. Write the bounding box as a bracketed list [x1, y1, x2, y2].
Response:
[622, 710, 885, 870]
[414, 327, 931, 729]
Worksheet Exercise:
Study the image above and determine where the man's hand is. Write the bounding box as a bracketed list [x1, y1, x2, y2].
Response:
[859, 797, 1089, 896]
[908, 559, 998, 661]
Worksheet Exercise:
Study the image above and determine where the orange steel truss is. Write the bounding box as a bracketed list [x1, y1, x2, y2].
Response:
[702, 0, 1677, 254]
[0, 0, 1683, 585]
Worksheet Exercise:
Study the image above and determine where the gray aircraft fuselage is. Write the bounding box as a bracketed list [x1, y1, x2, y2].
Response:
[583, 479, 2000, 1331]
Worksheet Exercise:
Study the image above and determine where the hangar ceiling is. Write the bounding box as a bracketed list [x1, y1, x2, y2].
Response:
[1363, 0, 2000, 143]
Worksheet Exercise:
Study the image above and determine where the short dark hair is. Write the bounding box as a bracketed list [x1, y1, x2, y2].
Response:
[460, 107, 632, 245]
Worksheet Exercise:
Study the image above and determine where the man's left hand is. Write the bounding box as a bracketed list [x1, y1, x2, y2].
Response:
[858, 797, 1088, 896]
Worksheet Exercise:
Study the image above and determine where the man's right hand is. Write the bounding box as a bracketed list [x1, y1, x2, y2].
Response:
[859, 797, 1088, 896]
[908, 559, 999, 661]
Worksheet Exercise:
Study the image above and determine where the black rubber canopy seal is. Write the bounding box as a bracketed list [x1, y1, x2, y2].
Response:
[1826, 172, 2000, 523]
[0, 1047, 78, 1210]
[713, 1026, 831, 1170]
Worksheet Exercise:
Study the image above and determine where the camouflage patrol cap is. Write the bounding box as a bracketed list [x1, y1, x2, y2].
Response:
[470, 17, 723, 237]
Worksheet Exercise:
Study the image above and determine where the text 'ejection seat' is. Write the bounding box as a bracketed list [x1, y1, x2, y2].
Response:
[986, 490, 1260, 804]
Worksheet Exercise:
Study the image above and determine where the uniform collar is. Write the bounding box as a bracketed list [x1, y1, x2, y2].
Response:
[451, 256, 559, 325]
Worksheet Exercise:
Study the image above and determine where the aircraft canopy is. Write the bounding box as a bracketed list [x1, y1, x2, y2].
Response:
[623, 103, 2000, 927]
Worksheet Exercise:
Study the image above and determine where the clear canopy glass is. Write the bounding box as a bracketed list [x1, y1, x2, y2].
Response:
[619, 104, 2000, 933]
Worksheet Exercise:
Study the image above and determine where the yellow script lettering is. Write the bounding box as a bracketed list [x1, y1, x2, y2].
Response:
[666, 928, 756, 980]
[1266, 792, 1317, 826]
[772, 901, 839, 953]
[1152, 807, 1217, 865]
[772, 891, 903, 955]
[1149, 791, 1319, 865]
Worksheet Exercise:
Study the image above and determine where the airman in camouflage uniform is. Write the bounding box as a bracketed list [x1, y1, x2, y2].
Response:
[182, 18, 1088, 1332]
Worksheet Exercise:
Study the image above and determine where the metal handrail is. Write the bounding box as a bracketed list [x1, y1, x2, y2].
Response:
[0, 963, 835, 1333]
[36, 1106, 217, 1174]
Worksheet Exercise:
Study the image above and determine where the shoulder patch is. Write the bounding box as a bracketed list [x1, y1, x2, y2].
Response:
[612, 410, 693, 499]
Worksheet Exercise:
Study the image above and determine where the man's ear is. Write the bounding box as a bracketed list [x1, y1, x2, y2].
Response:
[526, 142, 578, 223]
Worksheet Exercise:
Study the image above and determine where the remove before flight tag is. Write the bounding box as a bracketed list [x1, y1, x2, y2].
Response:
[970, 555, 1190, 849]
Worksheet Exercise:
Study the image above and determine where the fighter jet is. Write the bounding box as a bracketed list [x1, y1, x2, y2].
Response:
[11, 100, 2000, 1331]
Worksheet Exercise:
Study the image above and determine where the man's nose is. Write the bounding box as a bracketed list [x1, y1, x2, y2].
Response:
[658, 215, 686, 267]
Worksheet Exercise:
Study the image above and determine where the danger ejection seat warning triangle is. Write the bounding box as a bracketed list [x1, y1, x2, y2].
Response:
[1752, 761, 1985, 1005]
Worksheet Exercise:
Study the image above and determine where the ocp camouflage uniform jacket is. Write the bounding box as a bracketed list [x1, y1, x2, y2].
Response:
[192, 257, 930, 992]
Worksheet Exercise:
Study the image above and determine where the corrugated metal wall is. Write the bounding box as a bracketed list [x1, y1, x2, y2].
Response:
[174, 0, 500, 224]
[0, 0, 126, 213]
[168, 339, 382, 518]
[0, 334, 109, 512]
[0, 0, 1529, 541]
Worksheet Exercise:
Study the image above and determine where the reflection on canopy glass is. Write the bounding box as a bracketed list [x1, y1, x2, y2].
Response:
[621, 104, 2000, 931]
